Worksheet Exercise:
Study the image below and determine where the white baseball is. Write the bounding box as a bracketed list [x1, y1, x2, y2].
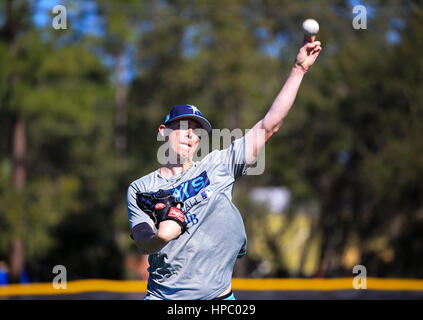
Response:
[302, 19, 319, 35]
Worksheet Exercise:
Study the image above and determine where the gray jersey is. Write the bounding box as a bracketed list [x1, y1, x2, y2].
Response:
[126, 136, 248, 300]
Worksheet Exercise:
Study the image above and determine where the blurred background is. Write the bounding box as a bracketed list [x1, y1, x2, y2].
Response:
[0, 0, 422, 290]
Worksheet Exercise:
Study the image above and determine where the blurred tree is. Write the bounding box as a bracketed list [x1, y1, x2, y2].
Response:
[96, 0, 145, 157]
[0, 0, 29, 283]
[0, 0, 116, 281]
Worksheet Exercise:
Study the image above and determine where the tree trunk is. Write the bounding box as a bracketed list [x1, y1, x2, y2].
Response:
[8, 237, 24, 283]
[3, 0, 29, 284]
[115, 51, 128, 157]
[12, 119, 26, 191]
[9, 119, 26, 283]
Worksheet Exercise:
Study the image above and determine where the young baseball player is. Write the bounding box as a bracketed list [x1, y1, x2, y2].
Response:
[126, 39, 322, 300]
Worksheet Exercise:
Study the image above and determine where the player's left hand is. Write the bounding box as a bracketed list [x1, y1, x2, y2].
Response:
[294, 40, 322, 72]
[136, 189, 188, 236]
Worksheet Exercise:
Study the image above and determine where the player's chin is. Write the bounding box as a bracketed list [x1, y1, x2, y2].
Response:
[176, 144, 189, 154]
[175, 150, 191, 162]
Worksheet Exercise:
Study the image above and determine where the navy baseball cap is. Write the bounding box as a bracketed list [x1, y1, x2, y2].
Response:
[163, 104, 212, 133]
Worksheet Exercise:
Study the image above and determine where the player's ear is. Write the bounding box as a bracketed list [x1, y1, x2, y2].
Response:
[158, 124, 167, 138]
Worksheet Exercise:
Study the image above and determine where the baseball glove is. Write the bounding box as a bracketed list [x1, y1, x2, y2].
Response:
[136, 189, 188, 235]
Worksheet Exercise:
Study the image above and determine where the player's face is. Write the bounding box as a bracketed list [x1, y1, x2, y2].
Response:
[166, 119, 202, 163]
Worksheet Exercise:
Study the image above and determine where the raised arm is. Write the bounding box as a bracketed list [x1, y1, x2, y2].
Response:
[245, 40, 322, 165]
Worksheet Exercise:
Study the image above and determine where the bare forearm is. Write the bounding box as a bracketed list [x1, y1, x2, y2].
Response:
[245, 66, 307, 164]
[262, 65, 306, 133]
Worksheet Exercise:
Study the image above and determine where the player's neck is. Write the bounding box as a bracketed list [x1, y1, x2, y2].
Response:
[160, 161, 193, 178]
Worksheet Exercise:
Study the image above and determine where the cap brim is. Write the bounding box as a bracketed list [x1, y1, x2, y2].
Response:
[165, 114, 212, 133]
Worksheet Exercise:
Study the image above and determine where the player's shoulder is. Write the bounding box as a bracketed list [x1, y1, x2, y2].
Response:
[199, 136, 245, 164]
[196, 148, 225, 169]
[128, 169, 158, 193]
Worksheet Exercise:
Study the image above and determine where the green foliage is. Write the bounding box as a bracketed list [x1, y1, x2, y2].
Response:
[0, 175, 80, 260]
[0, 0, 117, 279]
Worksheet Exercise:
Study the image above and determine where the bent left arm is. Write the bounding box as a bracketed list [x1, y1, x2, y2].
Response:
[245, 40, 322, 165]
